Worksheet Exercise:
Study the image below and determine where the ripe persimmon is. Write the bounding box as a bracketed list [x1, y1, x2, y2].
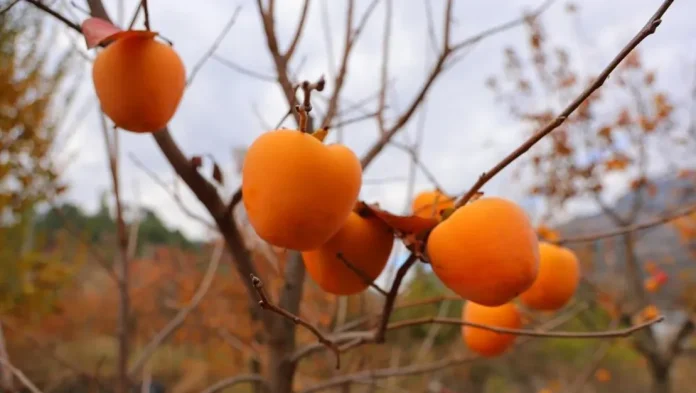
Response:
[462, 301, 521, 357]
[519, 242, 580, 311]
[302, 212, 394, 295]
[411, 190, 454, 219]
[427, 197, 539, 306]
[242, 129, 362, 251]
[92, 34, 186, 133]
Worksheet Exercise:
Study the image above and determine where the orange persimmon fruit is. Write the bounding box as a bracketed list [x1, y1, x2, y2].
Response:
[427, 197, 540, 306]
[462, 301, 521, 357]
[242, 129, 362, 251]
[302, 212, 394, 295]
[519, 242, 580, 311]
[411, 189, 454, 219]
[92, 33, 186, 132]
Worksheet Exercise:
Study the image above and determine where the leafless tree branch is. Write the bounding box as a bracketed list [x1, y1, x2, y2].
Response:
[456, 0, 675, 207]
[128, 240, 224, 376]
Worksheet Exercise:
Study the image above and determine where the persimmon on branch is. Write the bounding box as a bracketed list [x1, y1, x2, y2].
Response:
[455, 0, 674, 208]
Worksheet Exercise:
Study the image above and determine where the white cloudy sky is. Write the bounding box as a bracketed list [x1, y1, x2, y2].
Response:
[28, 0, 696, 244]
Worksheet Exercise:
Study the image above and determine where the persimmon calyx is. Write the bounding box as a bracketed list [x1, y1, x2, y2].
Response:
[311, 128, 329, 142]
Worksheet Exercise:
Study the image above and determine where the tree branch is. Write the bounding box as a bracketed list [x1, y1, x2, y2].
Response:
[128, 240, 224, 376]
[187, 6, 243, 86]
[456, 0, 675, 207]
[284, 0, 311, 60]
[251, 274, 341, 369]
[556, 203, 696, 245]
[200, 374, 269, 393]
[0, 358, 42, 393]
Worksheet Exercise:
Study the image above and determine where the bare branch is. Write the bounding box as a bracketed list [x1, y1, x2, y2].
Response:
[319, 0, 380, 130]
[374, 254, 419, 342]
[128, 153, 216, 229]
[557, 203, 696, 245]
[298, 305, 586, 393]
[0, 358, 42, 393]
[251, 274, 341, 369]
[376, 0, 392, 133]
[187, 6, 243, 86]
[0, 0, 20, 15]
[25, 0, 82, 32]
[212, 54, 277, 82]
[284, 0, 311, 60]
[456, 0, 675, 207]
[385, 315, 662, 339]
[128, 240, 224, 376]
[201, 375, 269, 393]
[140, 0, 150, 30]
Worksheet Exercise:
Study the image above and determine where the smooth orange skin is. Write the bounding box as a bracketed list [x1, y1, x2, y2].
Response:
[242, 130, 362, 251]
[92, 36, 186, 133]
[519, 242, 580, 311]
[427, 197, 539, 306]
[302, 212, 394, 295]
[462, 301, 521, 357]
[411, 190, 454, 219]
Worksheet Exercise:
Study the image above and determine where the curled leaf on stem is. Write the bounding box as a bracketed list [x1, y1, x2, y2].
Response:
[250, 274, 341, 369]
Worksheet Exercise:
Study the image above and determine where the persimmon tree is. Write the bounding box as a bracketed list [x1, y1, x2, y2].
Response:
[487, 3, 694, 392]
[8, 1, 682, 393]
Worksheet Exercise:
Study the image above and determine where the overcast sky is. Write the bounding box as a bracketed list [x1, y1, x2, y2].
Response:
[31, 0, 696, 251]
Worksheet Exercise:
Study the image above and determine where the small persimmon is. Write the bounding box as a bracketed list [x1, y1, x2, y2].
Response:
[411, 190, 454, 219]
[462, 301, 521, 357]
[519, 242, 580, 311]
[427, 197, 540, 306]
[92, 34, 186, 132]
[302, 212, 394, 295]
[242, 129, 362, 251]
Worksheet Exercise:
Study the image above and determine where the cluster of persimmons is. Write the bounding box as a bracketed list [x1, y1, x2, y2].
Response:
[241, 127, 581, 358]
[85, 20, 581, 359]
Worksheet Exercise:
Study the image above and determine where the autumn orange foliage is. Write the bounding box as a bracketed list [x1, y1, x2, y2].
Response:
[302, 212, 394, 295]
[519, 242, 580, 311]
[411, 190, 454, 219]
[92, 33, 186, 132]
[462, 301, 521, 357]
[427, 197, 540, 306]
[242, 129, 362, 250]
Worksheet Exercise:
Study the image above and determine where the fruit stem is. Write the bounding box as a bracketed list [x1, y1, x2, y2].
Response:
[295, 76, 325, 133]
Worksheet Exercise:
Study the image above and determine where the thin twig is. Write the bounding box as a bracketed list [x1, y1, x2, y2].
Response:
[212, 54, 276, 82]
[284, 0, 310, 60]
[298, 305, 586, 393]
[140, 0, 150, 30]
[250, 274, 341, 369]
[374, 254, 419, 343]
[187, 6, 243, 86]
[128, 153, 216, 229]
[128, 240, 224, 376]
[557, 203, 696, 244]
[25, 0, 83, 32]
[0, 0, 20, 15]
[385, 315, 662, 338]
[0, 358, 42, 393]
[336, 253, 388, 295]
[456, 0, 675, 207]
[200, 375, 269, 393]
